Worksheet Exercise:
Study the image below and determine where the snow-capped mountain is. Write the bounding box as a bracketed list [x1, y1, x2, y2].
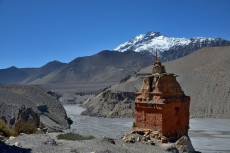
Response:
[114, 32, 230, 61]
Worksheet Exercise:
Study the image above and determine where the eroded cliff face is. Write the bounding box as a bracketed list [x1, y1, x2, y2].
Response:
[0, 104, 40, 129]
[81, 90, 135, 118]
[0, 85, 70, 131]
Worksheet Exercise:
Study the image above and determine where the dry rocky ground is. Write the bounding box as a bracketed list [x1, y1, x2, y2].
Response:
[1, 132, 197, 153]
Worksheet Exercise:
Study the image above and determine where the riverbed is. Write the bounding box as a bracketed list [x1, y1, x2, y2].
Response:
[64, 104, 230, 153]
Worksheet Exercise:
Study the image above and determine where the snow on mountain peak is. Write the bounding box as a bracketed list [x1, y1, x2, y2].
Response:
[114, 32, 218, 54]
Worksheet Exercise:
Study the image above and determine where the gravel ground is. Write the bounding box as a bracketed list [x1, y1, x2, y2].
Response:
[3, 133, 183, 153]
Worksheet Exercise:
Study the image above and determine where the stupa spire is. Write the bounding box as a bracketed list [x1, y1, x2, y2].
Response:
[155, 48, 158, 62]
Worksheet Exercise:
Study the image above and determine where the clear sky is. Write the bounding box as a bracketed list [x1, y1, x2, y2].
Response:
[0, 0, 230, 69]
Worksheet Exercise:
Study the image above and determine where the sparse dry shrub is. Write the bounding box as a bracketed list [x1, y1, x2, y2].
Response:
[70, 148, 78, 152]
[0, 120, 16, 137]
[57, 132, 94, 141]
[13, 120, 37, 135]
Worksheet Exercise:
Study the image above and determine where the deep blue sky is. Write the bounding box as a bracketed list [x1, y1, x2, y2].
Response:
[0, 0, 230, 69]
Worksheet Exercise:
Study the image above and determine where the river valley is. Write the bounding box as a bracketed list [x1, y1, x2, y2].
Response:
[64, 104, 230, 153]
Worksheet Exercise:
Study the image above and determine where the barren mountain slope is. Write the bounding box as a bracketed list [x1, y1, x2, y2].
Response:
[82, 46, 230, 118]
[0, 66, 29, 84]
[30, 50, 153, 92]
[0, 85, 70, 131]
[21, 61, 66, 84]
[0, 61, 66, 84]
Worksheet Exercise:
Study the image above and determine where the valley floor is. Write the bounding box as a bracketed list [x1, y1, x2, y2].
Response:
[64, 104, 230, 153]
[3, 133, 179, 153]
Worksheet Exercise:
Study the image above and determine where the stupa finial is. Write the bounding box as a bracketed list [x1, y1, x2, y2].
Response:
[155, 48, 158, 62]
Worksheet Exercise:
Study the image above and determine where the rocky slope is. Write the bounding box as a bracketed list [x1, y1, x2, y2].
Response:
[0, 61, 66, 84]
[114, 32, 230, 61]
[82, 46, 230, 118]
[81, 90, 135, 118]
[30, 50, 153, 92]
[0, 85, 71, 131]
[49, 91, 95, 105]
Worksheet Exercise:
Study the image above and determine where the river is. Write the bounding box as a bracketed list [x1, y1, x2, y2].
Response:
[64, 104, 230, 153]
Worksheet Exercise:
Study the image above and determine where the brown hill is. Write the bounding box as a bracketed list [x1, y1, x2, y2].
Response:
[0, 66, 29, 84]
[30, 50, 153, 92]
[82, 46, 230, 118]
[0, 61, 66, 84]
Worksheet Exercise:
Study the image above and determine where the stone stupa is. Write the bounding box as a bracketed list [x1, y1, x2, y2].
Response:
[132, 49, 190, 143]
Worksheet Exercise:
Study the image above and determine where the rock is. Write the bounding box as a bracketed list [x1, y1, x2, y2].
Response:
[161, 136, 168, 143]
[150, 141, 155, 145]
[14, 142, 21, 147]
[123, 135, 135, 143]
[8, 136, 16, 141]
[101, 137, 116, 145]
[129, 130, 135, 134]
[17, 106, 40, 127]
[0, 135, 5, 140]
[145, 135, 150, 140]
[0, 85, 71, 132]
[135, 130, 145, 135]
[147, 140, 155, 145]
[142, 137, 146, 141]
[44, 137, 57, 146]
[166, 146, 179, 153]
[124, 133, 129, 137]
[144, 130, 151, 137]
[176, 136, 196, 153]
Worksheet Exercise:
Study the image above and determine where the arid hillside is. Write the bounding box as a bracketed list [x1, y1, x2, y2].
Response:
[0, 61, 66, 84]
[30, 50, 153, 92]
[82, 46, 230, 118]
[0, 85, 71, 131]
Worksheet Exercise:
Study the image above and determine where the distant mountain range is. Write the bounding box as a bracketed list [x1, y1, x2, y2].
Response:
[0, 60, 66, 84]
[114, 32, 230, 61]
[0, 51, 153, 92]
[1, 32, 229, 93]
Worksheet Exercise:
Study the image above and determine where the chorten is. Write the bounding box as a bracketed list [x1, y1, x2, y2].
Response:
[133, 50, 190, 142]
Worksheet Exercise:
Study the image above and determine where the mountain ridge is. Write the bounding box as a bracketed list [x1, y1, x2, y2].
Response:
[1, 32, 230, 93]
[0, 61, 66, 84]
[29, 50, 154, 92]
[114, 32, 230, 61]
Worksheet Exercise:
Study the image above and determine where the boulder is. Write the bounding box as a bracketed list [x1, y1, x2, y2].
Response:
[0, 85, 70, 131]
[176, 136, 196, 153]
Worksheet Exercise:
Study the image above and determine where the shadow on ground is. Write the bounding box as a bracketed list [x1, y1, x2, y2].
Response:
[0, 141, 31, 153]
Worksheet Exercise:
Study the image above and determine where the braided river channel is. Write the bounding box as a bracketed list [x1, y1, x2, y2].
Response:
[64, 104, 230, 153]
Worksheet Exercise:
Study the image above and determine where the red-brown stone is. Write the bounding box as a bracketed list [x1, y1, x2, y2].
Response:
[39, 121, 43, 130]
[133, 61, 190, 142]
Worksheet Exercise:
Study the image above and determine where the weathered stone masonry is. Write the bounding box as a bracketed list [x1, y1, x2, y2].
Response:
[133, 59, 190, 142]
